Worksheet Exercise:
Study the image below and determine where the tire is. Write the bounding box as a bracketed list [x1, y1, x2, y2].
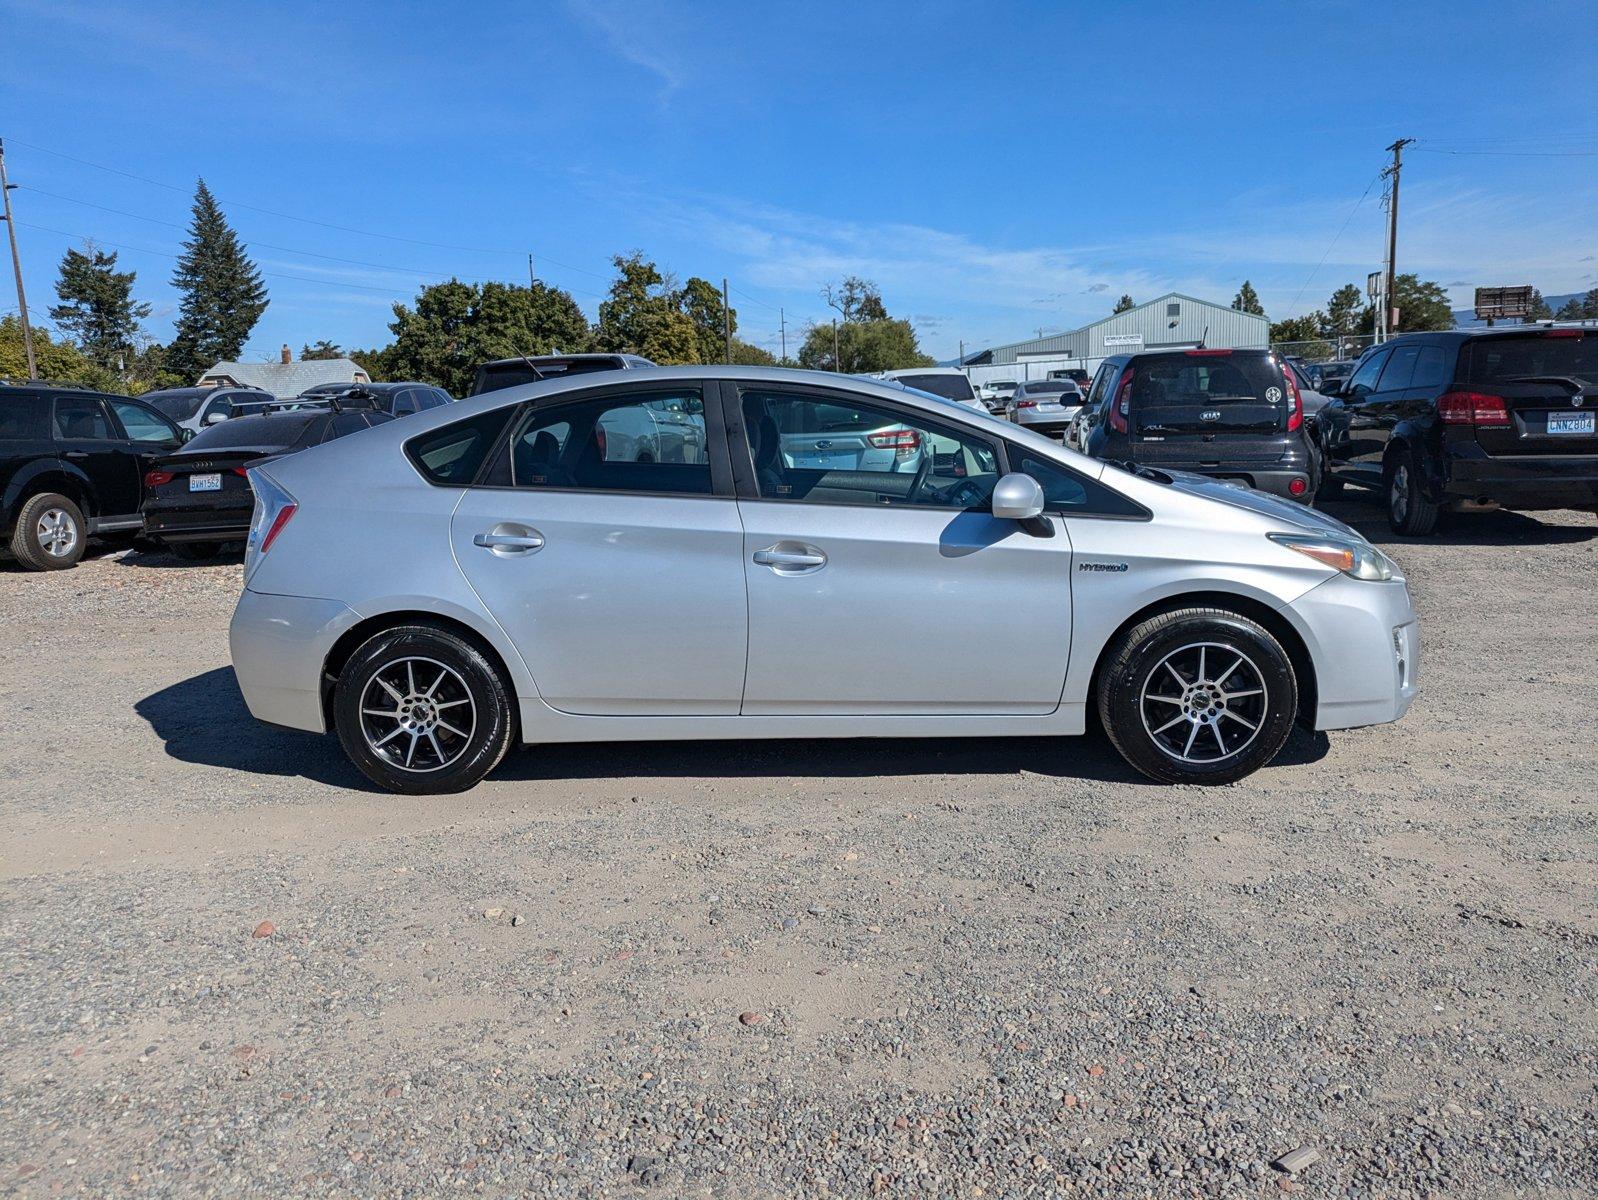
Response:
[1385, 449, 1440, 536]
[1097, 607, 1298, 786]
[334, 624, 517, 795]
[171, 541, 222, 561]
[10, 492, 87, 570]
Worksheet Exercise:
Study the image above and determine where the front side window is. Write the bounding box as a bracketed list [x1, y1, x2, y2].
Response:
[1014, 452, 1148, 518]
[1344, 349, 1390, 399]
[491, 390, 711, 494]
[110, 400, 180, 443]
[743, 389, 998, 509]
[53, 396, 113, 440]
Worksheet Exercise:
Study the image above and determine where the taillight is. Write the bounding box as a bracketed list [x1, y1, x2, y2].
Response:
[1109, 367, 1133, 433]
[1544, 328, 1584, 338]
[594, 427, 607, 458]
[1438, 391, 1511, 426]
[1282, 367, 1303, 432]
[1015, 399, 1038, 410]
[867, 427, 921, 460]
[144, 469, 174, 488]
[1184, 348, 1233, 357]
[260, 504, 297, 553]
[1288, 477, 1308, 497]
[233, 467, 250, 476]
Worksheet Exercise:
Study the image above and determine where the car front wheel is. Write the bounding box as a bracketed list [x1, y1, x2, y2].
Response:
[1097, 608, 1298, 785]
[10, 492, 87, 570]
[334, 624, 517, 794]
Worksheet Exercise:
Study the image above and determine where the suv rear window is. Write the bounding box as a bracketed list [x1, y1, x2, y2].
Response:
[892, 373, 975, 402]
[1462, 332, 1596, 387]
[187, 414, 320, 450]
[1127, 352, 1285, 408]
[0, 395, 51, 439]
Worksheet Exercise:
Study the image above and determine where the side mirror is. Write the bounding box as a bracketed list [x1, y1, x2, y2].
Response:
[1319, 379, 1343, 398]
[992, 472, 1045, 520]
[204, 410, 229, 425]
[180, 428, 195, 443]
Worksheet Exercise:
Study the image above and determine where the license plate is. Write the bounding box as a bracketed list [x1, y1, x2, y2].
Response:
[189, 472, 222, 492]
[1548, 413, 1595, 435]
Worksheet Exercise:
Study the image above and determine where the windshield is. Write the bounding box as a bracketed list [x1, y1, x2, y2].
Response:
[1128, 353, 1284, 407]
[144, 391, 206, 421]
[1463, 332, 1596, 387]
[892, 373, 975, 402]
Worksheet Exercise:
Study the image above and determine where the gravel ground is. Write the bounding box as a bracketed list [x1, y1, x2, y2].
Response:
[2, 502, 1595, 1199]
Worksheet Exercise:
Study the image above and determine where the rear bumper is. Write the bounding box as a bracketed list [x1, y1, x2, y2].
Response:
[144, 504, 253, 542]
[1164, 464, 1314, 503]
[1015, 409, 1078, 433]
[229, 588, 361, 733]
[1440, 449, 1598, 510]
[1294, 573, 1419, 731]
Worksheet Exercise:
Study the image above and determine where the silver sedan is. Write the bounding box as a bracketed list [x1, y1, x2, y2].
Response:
[230, 367, 1419, 794]
[1005, 379, 1084, 436]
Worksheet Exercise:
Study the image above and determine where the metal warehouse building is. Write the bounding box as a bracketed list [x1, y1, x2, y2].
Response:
[964, 292, 1269, 388]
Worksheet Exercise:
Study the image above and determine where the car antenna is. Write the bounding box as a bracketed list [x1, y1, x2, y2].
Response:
[517, 354, 545, 381]
[1199, 324, 1208, 349]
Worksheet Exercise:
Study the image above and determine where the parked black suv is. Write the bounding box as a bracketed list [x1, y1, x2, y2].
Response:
[1317, 326, 1598, 534]
[2, 383, 186, 569]
[1081, 349, 1317, 503]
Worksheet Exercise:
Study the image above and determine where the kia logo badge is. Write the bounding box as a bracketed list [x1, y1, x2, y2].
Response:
[1201, 410, 1221, 421]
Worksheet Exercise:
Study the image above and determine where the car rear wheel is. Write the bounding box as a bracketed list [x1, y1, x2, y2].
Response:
[1385, 450, 1440, 536]
[10, 492, 86, 570]
[334, 624, 516, 795]
[1097, 608, 1298, 785]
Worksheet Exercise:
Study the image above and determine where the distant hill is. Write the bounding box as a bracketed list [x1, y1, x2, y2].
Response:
[1452, 292, 1582, 328]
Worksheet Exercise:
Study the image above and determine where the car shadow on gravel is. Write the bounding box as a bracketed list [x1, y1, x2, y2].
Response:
[1318, 500, 1595, 547]
[491, 724, 1330, 785]
[136, 667, 368, 788]
[139, 669, 1330, 790]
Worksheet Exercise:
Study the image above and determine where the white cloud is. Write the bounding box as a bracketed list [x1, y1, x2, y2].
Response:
[564, 0, 685, 96]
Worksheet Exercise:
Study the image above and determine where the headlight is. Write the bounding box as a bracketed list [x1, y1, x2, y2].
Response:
[1268, 532, 1395, 581]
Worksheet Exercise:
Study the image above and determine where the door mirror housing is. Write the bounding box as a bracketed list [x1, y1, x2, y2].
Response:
[1318, 378, 1343, 398]
[991, 472, 1045, 520]
[204, 410, 229, 425]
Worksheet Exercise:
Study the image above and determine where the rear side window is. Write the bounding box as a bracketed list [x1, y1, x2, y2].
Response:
[0, 395, 51, 439]
[1409, 346, 1449, 390]
[1377, 344, 1420, 391]
[53, 396, 113, 440]
[488, 390, 711, 495]
[406, 406, 515, 486]
[1126, 354, 1283, 407]
[894, 373, 975, 402]
[1463, 332, 1596, 387]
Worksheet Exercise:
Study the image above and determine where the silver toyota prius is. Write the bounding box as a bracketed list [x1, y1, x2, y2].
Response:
[229, 367, 1419, 795]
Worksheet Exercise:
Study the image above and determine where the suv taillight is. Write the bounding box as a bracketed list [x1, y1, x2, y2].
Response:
[1438, 391, 1511, 427]
[1282, 366, 1304, 432]
[1109, 367, 1133, 433]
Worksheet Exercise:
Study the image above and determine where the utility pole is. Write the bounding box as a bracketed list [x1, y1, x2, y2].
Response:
[0, 139, 38, 379]
[1381, 137, 1414, 344]
[721, 277, 732, 363]
[832, 319, 840, 372]
[779, 307, 786, 363]
[527, 253, 536, 289]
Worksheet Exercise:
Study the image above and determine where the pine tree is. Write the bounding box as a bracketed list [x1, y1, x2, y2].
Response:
[1112, 294, 1135, 314]
[49, 242, 151, 371]
[167, 179, 268, 380]
[1232, 280, 1265, 316]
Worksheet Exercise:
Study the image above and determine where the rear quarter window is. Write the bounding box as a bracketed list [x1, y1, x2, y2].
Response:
[406, 407, 515, 485]
[0, 396, 51, 439]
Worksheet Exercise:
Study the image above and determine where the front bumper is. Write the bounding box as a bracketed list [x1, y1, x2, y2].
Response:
[229, 588, 361, 732]
[1293, 572, 1419, 730]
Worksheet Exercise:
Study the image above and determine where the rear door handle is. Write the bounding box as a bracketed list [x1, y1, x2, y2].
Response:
[64, 451, 89, 459]
[753, 543, 827, 573]
[474, 529, 544, 554]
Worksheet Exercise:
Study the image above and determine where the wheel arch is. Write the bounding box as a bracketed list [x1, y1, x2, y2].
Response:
[319, 610, 524, 735]
[3, 461, 100, 529]
[1087, 590, 1318, 726]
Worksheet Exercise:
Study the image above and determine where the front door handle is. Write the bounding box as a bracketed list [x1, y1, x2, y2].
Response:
[474, 528, 544, 555]
[64, 451, 89, 459]
[753, 543, 827, 573]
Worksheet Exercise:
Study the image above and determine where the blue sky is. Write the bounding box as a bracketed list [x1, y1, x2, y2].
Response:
[2, 0, 1594, 364]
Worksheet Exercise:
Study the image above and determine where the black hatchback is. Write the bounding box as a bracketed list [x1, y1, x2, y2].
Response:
[141, 401, 394, 558]
[1317, 326, 1598, 534]
[1081, 349, 1316, 503]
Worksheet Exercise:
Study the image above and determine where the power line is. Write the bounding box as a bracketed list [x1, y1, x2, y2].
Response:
[6, 136, 614, 279]
[1284, 170, 1384, 318]
[1409, 147, 1598, 158]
